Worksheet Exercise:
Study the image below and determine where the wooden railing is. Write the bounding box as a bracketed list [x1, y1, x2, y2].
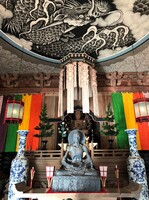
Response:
[25, 149, 63, 159]
[1, 149, 149, 190]
[92, 149, 129, 158]
[25, 149, 130, 188]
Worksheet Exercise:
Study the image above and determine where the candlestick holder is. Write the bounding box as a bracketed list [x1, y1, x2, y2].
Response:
[115, 165, 121, 200]
[46, 166, 55, 188]
[99, 166, 108, 189]
[30, 167, 35, 188]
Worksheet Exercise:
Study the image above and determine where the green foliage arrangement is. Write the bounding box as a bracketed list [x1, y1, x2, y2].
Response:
[34, 104, 54, 140]
[100, 102, 119, 137]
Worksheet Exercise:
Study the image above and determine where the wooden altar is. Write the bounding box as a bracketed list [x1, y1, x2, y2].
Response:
[25, 149, 130, 188]
[14, 181, 142, 200]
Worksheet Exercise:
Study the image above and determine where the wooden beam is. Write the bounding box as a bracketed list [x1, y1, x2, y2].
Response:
[0, 88, 59, 95]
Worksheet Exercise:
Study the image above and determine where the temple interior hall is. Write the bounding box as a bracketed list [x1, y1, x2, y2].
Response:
[0, 0, 149, 199]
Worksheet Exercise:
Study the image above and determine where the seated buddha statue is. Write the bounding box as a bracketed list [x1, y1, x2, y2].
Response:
[61, 129, 93, 171]
[52, 130, 101, 192]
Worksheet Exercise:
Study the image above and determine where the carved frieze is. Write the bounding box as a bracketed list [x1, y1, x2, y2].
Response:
[0, 72, 149, 94]
[0, 74, 19, 87]
[33, 73, 52, 87]
[97, 71, 149, 89]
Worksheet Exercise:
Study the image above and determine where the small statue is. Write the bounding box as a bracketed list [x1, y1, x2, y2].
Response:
[61, 129, 93, 171]
[71, 110, 87, 130]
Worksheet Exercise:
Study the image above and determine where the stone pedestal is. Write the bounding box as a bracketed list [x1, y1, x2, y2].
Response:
[52, 175, 101, 192]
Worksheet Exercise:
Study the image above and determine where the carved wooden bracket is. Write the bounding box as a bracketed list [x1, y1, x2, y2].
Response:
[105, 72, 117, 87]
[116, 72, 149, 86]
[33, 73, 52, 87]
[0, 74, 19, 87]
[137, 72, 149, 85]
[0, 72, 148, 94]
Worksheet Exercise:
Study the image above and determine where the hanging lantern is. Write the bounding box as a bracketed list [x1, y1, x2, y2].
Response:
[4, 99, 24, 123]
[133, 98, 149, 122]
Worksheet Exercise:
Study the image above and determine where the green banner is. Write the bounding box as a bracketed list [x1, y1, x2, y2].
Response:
[112, 93, 129, 149]
[4, 95, 22, 152]
[4, 124, 18, 152]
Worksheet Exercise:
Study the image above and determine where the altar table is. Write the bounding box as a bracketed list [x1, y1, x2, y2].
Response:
[14, 181, 142, 200]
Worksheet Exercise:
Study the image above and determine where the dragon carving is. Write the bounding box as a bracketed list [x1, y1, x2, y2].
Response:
[1, 0, 134, 59]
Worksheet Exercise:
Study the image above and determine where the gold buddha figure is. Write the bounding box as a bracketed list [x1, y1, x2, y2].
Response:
[71, 110, 89, 136]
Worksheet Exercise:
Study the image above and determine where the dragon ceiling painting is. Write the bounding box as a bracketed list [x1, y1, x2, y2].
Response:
[0, 0, 149, 61]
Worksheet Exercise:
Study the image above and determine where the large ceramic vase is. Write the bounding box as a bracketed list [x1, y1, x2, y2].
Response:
[8, 130, 29, 200]
[125, 129, 149, 200]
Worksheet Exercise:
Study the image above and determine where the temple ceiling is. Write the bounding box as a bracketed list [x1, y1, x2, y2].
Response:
[0, 0, 149, 74]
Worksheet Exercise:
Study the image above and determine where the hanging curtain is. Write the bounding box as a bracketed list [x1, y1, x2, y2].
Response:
[5, 95, 22, 152]
[133, 92, 149, 150]
[122, 93, 141, 150]
[112, 93, 129, 149]
[66, 62, 76, 113]
[0, 96, 8, 151]
[137, 123, 149, 150]
[26, 94, 42, 151]
[78, 62, 90, 113]
[90, 67, 99, 116]
[16, 94, 32, 151]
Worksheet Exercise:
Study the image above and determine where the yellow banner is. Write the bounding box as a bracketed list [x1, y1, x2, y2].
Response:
[16, 95, 32, 151]
[122, 93, 141, 150]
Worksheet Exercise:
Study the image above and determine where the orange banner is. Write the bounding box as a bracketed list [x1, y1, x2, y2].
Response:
[26, 94, 42, 151]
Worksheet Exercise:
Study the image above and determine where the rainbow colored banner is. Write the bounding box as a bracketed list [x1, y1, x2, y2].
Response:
[1, 92, 149, 151]
[112, 92, 149, 150]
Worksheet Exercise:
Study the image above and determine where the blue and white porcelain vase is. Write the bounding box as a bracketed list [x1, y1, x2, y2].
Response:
[125, 129, 149, 200]
[8, 130, 29, 200]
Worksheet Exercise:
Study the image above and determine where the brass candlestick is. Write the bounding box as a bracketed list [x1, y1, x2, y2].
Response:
[30, 167, 35, 188]
[115, 165, 121, 200]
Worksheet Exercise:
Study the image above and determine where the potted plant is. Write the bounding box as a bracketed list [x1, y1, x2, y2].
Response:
[100, 102, 119, 149]
[34, 104, 54, 150]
